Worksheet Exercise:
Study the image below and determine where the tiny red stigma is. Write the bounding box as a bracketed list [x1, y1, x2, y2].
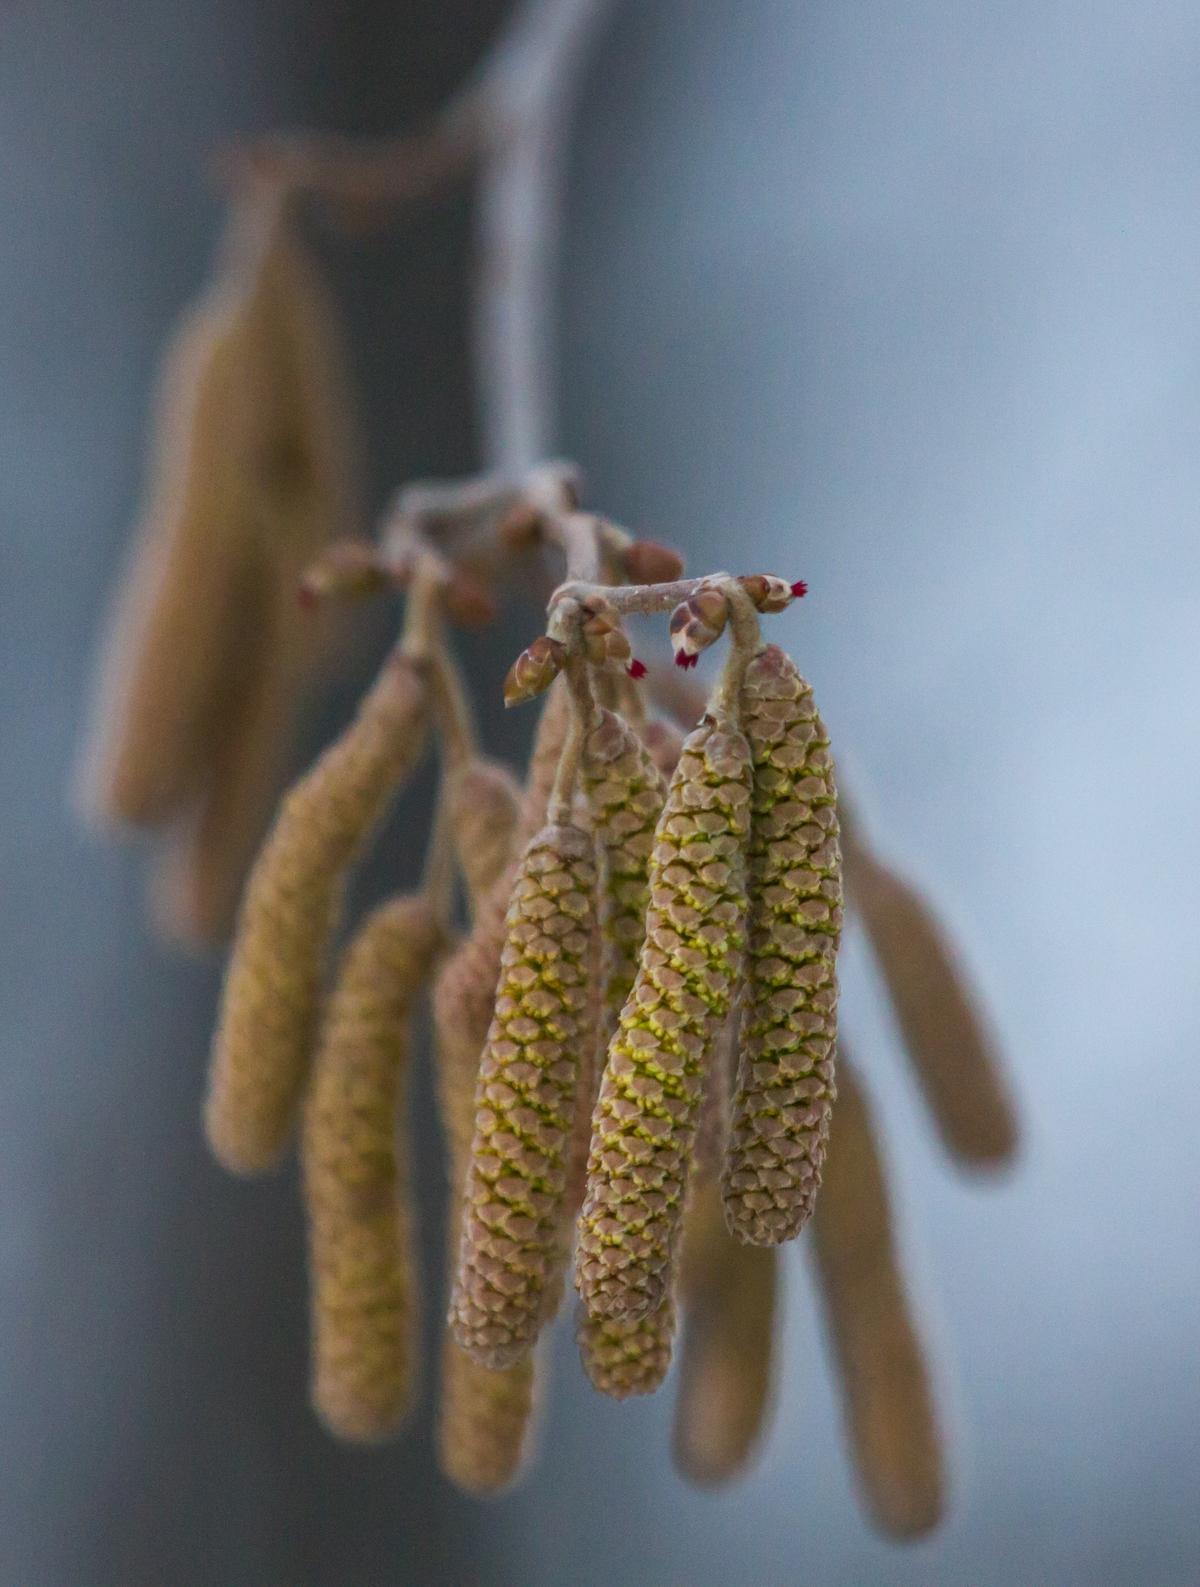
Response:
[791, 580, 808, 599]
[674, 650, 699, 670]
[627, 658, 647, 679]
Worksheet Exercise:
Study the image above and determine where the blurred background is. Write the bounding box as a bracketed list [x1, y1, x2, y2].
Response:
[2, 1, 1198, 1583]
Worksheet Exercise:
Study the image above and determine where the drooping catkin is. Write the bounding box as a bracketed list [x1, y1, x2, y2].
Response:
[577, 1293, 676, 1399]
[672, 1175, 778, 1486]
[445, 756, 523, 914]
[80, 293, 260, 829]
[842, 809, 1017, 1167]
[438, 1337, 538, 1495]
[812, 1051, 945, 1538]
[640, 717, 686, 781]
[579, 707, 668, 1036]
[302, 894, 442, 1442]
[576, 716, 753, 1322]
[433, 909, 542, 1492]
[450, 822, 598, 1367]
[723, 644, 842, 1246]
[205, 651, 428, 1175]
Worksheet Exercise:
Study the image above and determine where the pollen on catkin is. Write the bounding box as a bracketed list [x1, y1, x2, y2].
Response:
[812, 1051, 944, 1538]
[449, 822, 598, 1368]
[576, 716, 752, 1322]
[205, 650, 428, 1175]
[302, 894, 442, 1442]
[722, 643, 842, 1245]
[672, 1174, 778, 1486]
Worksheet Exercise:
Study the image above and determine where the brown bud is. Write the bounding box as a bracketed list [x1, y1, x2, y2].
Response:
[737, 574, 804, 614]
[812, 1053, 945, 1538]
[503, 636, 567, 707]
[298, 540, 390, 604]
[669, 585, 729, 666]
[580, 601, 633, 670]
[444, 568, 497, 628]
[622, 539, 685, 584]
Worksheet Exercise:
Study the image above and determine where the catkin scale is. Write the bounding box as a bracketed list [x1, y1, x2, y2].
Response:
[303, 895, 441, 1442]
[577, 1294, 675, 1399]
[723, 644, 842, 1245]
[812, 1053, 945, 1538]
[450, 822, 598, 1368]
[843, 823, 1017, 1168]
[672, 1175, 778, 1486]
[576, 716, 752, 1322]
[205, 652, 428, 1175]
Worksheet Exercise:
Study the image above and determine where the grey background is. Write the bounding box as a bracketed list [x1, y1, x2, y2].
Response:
[2, 1, 1198, 1584]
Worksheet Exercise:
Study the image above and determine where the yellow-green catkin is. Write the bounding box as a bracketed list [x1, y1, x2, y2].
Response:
[449, 822, 598, 1368]
[672, 1174, 779, 1486]
[205, 651, 427, 1175]
[812, 1052, 944, 1538]
[723, 644, 842, 1245]
[433, 908, 541, 1493]
[576, 717, 753, 1322]
[577, 1294, 676, 1399]
[302, 894, 442, 1442]
[840, 805, 1017, 1167]
[580, 707, 669, 1036]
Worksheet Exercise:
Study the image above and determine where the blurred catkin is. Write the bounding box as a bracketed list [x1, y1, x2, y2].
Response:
[82, 189, 360, 942]
[446, 757, 524, 914]
[842, 810, 1016, 1168]
[672, 1176, 778, 1486]
[438, 1338, 538, 1495]
[723, 644, 842, 1245]
[302, 894, 442, 1442]
[812, 1052, 945, 1538]
[205, 651, 427, 1175]
[450, 822, 597, 1367]
[576, 717, 752, 1322]
[640, 718, 686, 781]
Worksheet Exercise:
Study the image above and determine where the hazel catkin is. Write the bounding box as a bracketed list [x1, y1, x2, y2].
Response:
[672, 1175, 778, 1486]
[841, 805, 1016, 1168]
[576, 716, 752, 1322]
[445, 756, 524, 914]
[812, 1051, 945, 1538]
[723, 644, 842, 1246]
[449, 822, 598, 1367]
[577, 1293, 676, 1399]
[205, 650, 428, 1175]
[302, 894, 442, 1442]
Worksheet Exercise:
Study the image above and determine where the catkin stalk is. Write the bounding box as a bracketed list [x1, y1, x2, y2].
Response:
[723, 644, 842, 1245]
[205, 651, 428, 1175]
[576, 717, 752, 1322]
[450, 822, 598, 1367]
[672, 1175, 778, 1486]
[302, 895, 441, 1441]
[812, 1052, 945, 1538]
[842, 809, 1017, 1167]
